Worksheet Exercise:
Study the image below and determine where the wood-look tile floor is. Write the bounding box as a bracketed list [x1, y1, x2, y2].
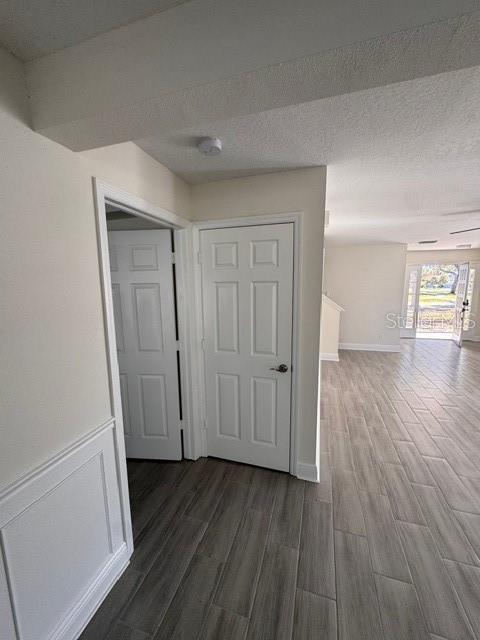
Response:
[81, 339, 480, 640]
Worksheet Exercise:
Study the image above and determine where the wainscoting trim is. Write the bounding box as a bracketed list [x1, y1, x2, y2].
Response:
[0, 418, 130, 640]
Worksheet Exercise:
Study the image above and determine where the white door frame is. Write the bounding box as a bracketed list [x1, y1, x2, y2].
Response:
[92, 178, 197, 554]
[191, 212, 302, 476]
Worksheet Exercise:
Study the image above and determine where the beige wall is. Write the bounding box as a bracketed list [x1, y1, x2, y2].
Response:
[81, 143, 191, 217]
[192, 168, 326, 465]
[323, 243, 407, 348]
[0, 47, 192, 490]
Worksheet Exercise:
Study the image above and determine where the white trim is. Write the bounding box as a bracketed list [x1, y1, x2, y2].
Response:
[52, 546, 129, 640]
[0, 418, 113, 503]
[339, 342, 401, 352]
[191, 212, 303, 477]
[320, 352, 339, 361]
[322, 294, 344, 313]
[0, 420, 128, 640]
[296, 462, 319, 483]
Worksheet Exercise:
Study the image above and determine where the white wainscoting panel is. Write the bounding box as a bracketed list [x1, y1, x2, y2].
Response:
[0, 420, 130, 640]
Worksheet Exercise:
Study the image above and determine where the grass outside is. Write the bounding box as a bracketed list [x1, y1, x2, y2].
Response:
[419, 288, 456, 307]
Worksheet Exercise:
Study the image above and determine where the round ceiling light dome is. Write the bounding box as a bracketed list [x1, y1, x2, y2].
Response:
[198, 136, 222, 156]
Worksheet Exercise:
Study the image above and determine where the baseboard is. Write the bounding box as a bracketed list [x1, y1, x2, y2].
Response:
[320, 352, 339, 361]
[53, 546, 130, 640]
[0, 418, 131, 640]
[339, 342, 401, 353]
[296, 461, 319, 483]
[464, 336, 480, 342]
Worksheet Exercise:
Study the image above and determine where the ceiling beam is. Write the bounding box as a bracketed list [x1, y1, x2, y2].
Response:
[26, 5, 480, 150]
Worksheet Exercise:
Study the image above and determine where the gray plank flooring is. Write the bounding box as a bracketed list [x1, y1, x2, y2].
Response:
[81, 340, 480, 639]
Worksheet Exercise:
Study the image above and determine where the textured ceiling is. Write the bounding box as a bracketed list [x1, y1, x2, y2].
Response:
[5, 0, 480, 63]
[0, 0, 192, 60]
[136, 66, 480, 250]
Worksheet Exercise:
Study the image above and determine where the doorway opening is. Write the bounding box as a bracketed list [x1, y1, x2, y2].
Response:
[402, 262, 475, 345]
[94, 179, 194, 554]
[417, 263, 458, 339]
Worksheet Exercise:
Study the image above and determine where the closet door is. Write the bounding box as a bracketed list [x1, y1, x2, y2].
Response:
[109, 230, 181, 459]
[201, 223, 294, 471]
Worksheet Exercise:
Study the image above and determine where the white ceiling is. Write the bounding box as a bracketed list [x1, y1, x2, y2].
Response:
[0, 0, 192, 60]
[137, 65, 480, 250]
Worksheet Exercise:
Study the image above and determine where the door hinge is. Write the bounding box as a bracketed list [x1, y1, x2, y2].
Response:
[176, 340, 181, 350]
[201, 338, 206, 351]
[197, 251, 203, 265]
[171, 252, 176, 264]
[203, 418, 208, 430]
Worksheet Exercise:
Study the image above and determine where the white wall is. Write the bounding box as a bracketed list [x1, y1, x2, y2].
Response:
[0, 47, 192, 492]
[192, 168, 326, 467]
[323, 243, 407, 349]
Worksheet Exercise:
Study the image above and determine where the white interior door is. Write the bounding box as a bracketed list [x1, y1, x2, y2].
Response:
[453, 262, 470, 347]
[108, 230, 181, 459]
[401, 265, 422, 338]
[201, 223, 294, 472]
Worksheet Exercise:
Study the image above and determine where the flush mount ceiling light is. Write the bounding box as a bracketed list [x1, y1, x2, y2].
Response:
[418, 240, 438, 244]
[197, 136, 222, 156]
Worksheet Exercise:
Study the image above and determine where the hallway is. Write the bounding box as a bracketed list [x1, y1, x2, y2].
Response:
[81, 340, 480, 639]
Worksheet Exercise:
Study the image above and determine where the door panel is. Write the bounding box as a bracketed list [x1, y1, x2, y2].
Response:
[453, 262, 470, 347]
[251, 281, 278, 355]
[201, 223, 294, 472]
[216, 373, 241, 439]
[108, 230, 181, 460]
[215, 282, 239, 352]
[251, 377, 277, 445]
